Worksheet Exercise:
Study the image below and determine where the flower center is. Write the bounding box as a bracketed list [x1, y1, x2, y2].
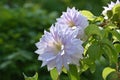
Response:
[56, 43, 62, 51]
[68, 21, 75, 27]
[54, 42, 64, 54]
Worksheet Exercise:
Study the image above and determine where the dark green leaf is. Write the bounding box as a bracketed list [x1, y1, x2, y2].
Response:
[107, 10, 113, 19]
[85, 24, 102, 38]
[101, 39, 118, 64]
[67, 65, 80, 80]
[87, 42, 101, 61]
[114, 43, 120, 53]
[107, 72, 119, 80]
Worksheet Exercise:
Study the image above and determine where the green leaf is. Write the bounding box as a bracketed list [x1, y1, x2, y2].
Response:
[82, 58, 96, 73]
[101, 39, 118, 63]
[85, 24, 102, 38]
[102, 67, 116, 80]
[67, 65, 80, 80]
[112, 4, 120, 15]
[94, 16, 104, 22]
[111, 14, 119, 21]
[81, 56, 108, 80]
[89, 62, 96, 73]
[107, 10, 113, 19]
[102, 45, 114, 64]
[114, 43, 120, 53]
[62, 67, 67, 74]
[50, 68, 59, 80]
[107, 72, 119, 80]
[80, 59, 89, 73]
[0, 61, 12, 69]
[80, 10, 95, 21]
[112, 4, 120, 21]
[23, 72, 38, 80]
[111, 30, 120, 41]
[87, 42, 101, 61]
[92, 58, 107, 80]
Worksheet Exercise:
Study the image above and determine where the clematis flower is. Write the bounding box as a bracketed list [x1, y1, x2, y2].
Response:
[35, 24, 84, 73]
[102, 0, 120, 19]
[56, 7, 88, 40]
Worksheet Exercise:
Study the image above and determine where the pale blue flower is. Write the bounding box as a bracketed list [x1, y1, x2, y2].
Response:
[56, 7, 88, 40]
[102, 0, 120, 19]
[35, 24, 84, 73]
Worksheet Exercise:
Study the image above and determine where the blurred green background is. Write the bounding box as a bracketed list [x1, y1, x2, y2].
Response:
[0, 0, 115, 80]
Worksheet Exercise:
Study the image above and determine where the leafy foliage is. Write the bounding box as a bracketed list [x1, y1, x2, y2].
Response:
[0, 2, 57, 80]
